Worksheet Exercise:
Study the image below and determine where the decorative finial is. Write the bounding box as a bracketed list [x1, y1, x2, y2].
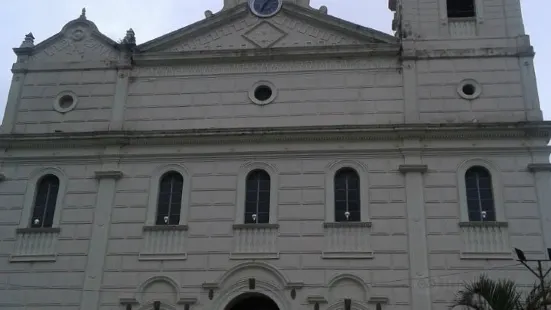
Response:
[80, 8, 86, 19]
[20, 32, 35, 48]
[205, 10, 213, 18]
[123, 28, 136, 45]
[319, 5, 328, 14]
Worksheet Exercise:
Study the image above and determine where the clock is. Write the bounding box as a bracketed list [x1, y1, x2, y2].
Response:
[249, 0, 283, 18]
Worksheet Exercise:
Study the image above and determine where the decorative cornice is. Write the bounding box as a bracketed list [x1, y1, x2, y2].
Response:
[323, 222, 372, 228]
[528, 163, 551, 172]
[1, 122, 550, 150]
[233, 224, 280, 229]
[143, 225, 188, 231]
[94, 170, 123, 179]
[399, 164, 428, 174]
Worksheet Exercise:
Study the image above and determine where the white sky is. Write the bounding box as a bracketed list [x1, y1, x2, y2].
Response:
[0, 0, 548, 123]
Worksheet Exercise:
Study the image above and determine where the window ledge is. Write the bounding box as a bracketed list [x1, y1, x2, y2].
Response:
[229, 252, 280, 260]
[459, 221, 508, 228]
[143, 225, 188, 231]
[323, 222, 372, 228]
[16, 227, 61, 234]
[322, 251, 374, 259]
[10, 253, 57, 263]
[138, 253, 188, 261]
[233, 224, 279, 229]
[460, 252, 513, 260]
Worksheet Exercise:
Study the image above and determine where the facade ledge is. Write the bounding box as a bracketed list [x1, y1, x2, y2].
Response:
[368, 297, 389, 304]
[321, 251, 375, 259]
[528, 163, 551, 172]
[119, 297, 139, 305]
[94, 170, 123, 179]
[460, 252, 513, 260]
[143, 225, 189, 231]
[177, 297, 198, 305]
[398, 164, 428, 173]
[2, 122, 551, 149]
[10, 227, 61, 263]
[307, 296, 328, 304]
[229, 252, 280, 260]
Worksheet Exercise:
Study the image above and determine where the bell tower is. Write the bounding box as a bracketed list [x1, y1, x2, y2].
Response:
[222, 0, 311, 10]
[389, 0, 526, 40]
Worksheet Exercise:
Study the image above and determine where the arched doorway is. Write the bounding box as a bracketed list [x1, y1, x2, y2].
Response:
[225, 293, 279, 310]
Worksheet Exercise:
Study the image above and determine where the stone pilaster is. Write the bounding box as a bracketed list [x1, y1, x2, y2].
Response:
[402, 60, 420, 123]
[528, 164, 551, 250]
[0, 72, 26, 134]
[399, 147, 431, 310]
[80, 150, 122, 310]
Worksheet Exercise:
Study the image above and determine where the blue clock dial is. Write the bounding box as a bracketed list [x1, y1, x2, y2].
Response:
[250, 0, 282, 17]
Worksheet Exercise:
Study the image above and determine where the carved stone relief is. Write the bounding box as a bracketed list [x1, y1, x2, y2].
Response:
[29, 22, 118, 63]
[158, 12, 371, 52]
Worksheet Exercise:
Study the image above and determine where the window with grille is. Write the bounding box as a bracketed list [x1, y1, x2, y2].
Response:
[156, 171, 184, 225]
[334, 168, 361, 222]
[447, 0, 476, 18]
[31, 174, 60, 228]
[465, 166, 496, 222]
[245, 170, 271, 224]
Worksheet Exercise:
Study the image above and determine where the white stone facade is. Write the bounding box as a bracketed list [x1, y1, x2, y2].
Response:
[0, 1, 549, 310]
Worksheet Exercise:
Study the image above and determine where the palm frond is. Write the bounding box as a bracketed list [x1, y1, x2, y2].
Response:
[524, 281, 551, 310]
[451, 275, 522, 310]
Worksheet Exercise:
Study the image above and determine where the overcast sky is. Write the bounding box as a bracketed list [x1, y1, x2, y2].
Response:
[0, 0, 548, 123]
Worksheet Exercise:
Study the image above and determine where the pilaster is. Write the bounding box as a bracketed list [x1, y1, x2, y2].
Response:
[399, 146, 431, 310]
[0, 72, 26, 133]
[80, 147, 122, 310]
[402, 61, 420, 123]
[528, 164, 551, 250]
[519, 54, 543, 121]
[109, 38, 134, 131]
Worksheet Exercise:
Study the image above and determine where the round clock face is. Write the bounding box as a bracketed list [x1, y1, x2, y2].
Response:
[249, 0, 282, 18]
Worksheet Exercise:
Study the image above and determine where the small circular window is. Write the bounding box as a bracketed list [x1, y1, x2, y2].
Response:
[457, 79, 482, 100]
[53, 91, 78, 113]
[249, 81, 277, 105]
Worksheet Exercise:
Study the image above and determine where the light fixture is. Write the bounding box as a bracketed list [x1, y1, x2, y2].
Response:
[345, 211, 350, 220]
[33, 218, 40, 225]
[163, 216, 169, 224]
[481, 211, 487, 219]
[252, 214, 257, 222]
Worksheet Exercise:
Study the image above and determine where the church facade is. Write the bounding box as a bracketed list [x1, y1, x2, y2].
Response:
[0, 0, 549, 310]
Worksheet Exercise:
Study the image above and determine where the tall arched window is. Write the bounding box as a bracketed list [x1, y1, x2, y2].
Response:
[156, 171, 184, 225]
[31, 174, 60, 228]
[465, 166, 495, 222]
[334, 168, 360, 222]
[245, 170, 271, 224]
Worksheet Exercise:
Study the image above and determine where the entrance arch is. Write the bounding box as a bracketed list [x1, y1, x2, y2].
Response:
[225, 293, 279, 310]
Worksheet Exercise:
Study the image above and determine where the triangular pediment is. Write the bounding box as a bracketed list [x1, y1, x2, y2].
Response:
[138, 3, 398, 53]
[22, 14, 119, 63]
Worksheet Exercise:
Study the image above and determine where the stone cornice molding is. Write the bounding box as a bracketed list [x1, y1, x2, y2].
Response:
[1, 122, 550, 150]
[132, 44, 400, 67]
[401, 46, 535, 60]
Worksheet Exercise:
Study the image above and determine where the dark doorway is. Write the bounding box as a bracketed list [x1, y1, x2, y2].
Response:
[225, 293, 279, 310]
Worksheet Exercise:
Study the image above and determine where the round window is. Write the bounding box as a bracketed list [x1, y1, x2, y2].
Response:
[249, 81, 277, 105]
[53, 91, 78, 113]
[457, 79, 482, 100]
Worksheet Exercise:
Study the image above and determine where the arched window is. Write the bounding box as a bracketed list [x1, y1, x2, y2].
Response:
[31, 174, 60, 228]
[465, 166, 495, 222]
[245, 170, 271, 224]
[334, 168, 360, 222]
[156, 171, 184, 225]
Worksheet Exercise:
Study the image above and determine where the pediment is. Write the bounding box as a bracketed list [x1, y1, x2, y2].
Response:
[138, 3, 398, 53]
[21, 13, 119, 63]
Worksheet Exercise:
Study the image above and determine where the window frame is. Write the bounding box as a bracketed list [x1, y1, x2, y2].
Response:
[244, 169, 272, 224]
[19, 167, 67, 229]
[457, 159, 505, 222]
[439, 0, 484, 27]
[446, 0, 476, 18]
[325, 160, 369, 223]
[155, 171, 185, 226]
[334, 168, 362, 222]
[235, 162, 279, 225]
[146, 165, 191, 227]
